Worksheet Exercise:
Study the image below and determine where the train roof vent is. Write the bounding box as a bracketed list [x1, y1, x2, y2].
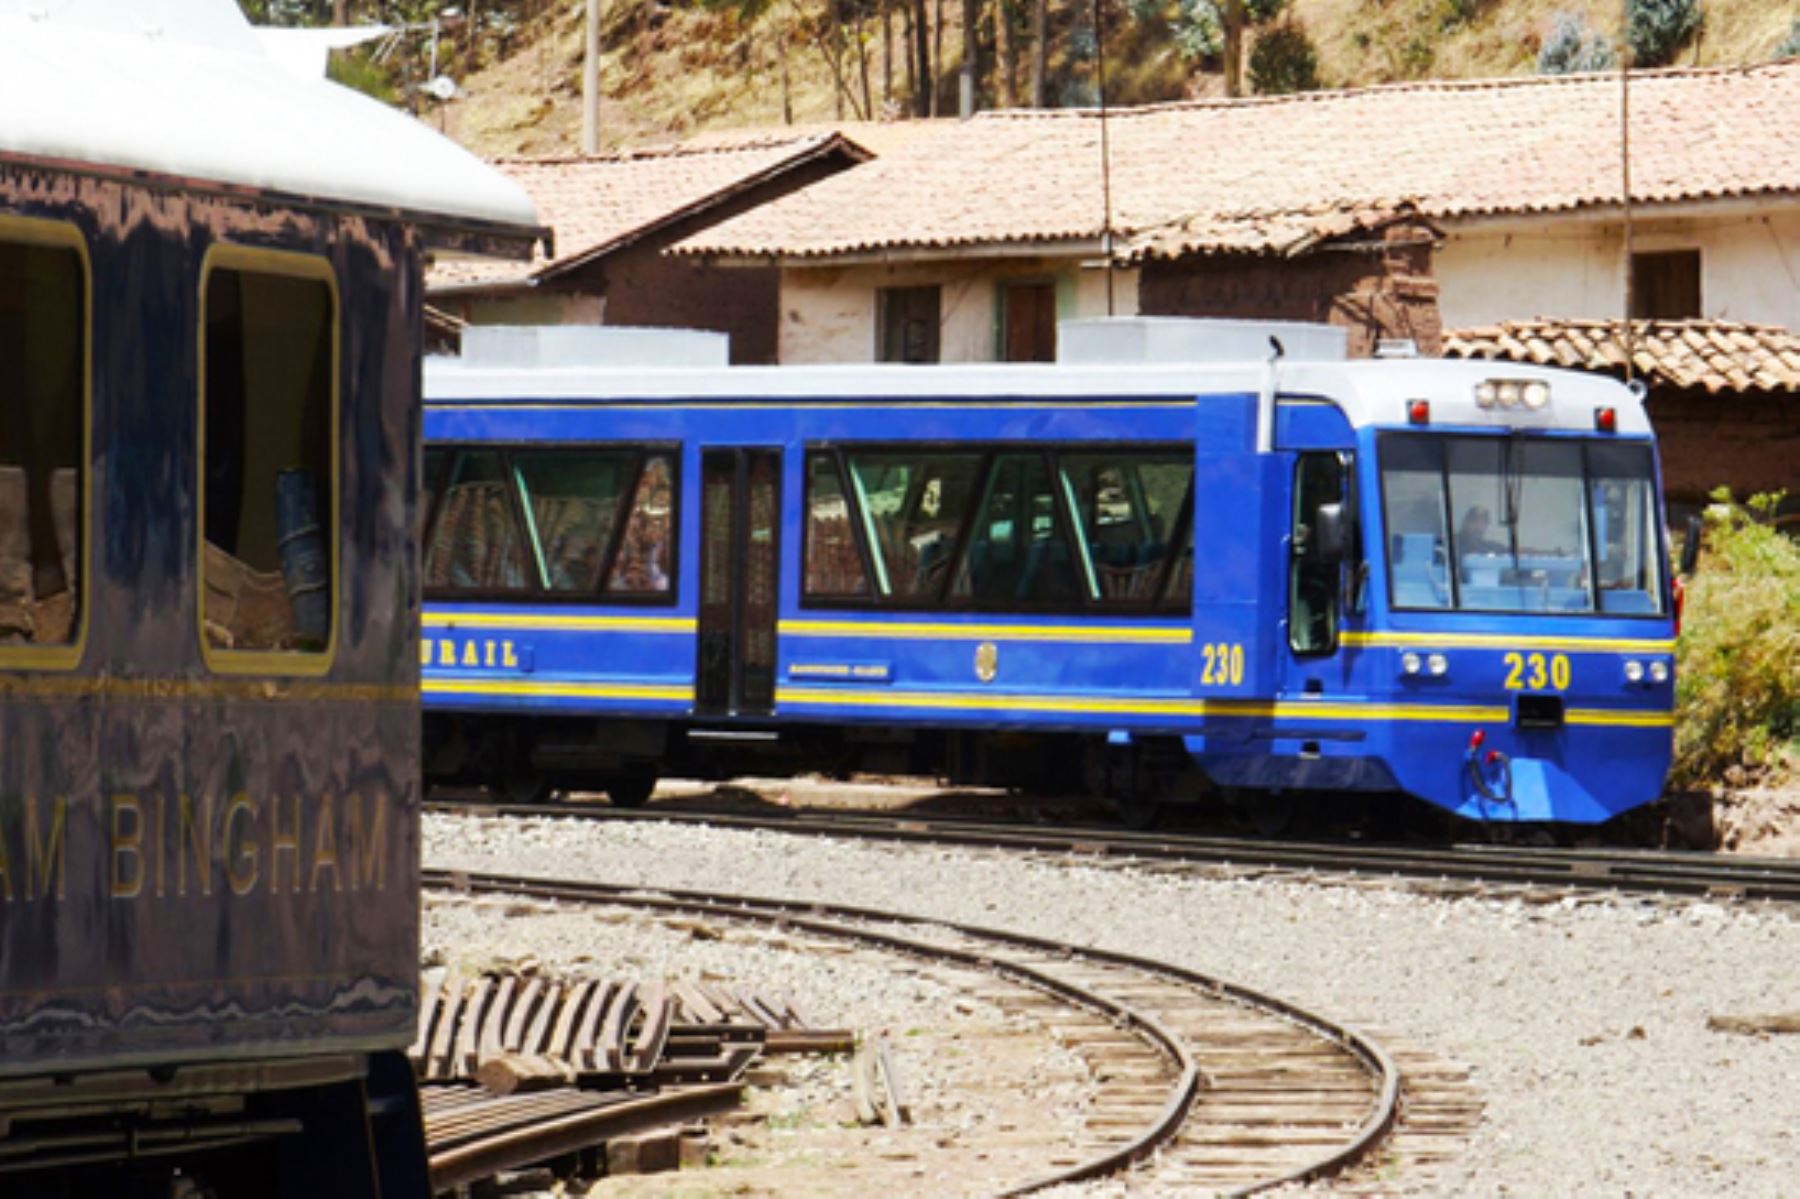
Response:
[459, 325, 730, 369]
[1056, 317, 1347, 366]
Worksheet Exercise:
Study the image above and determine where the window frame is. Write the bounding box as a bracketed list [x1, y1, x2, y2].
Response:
[800, 441, 1195, 616]
[997, 277, 1059, 363]
[1376, 431, 1668, 620]
[875, 285, 943, 364]
[0, 213, 92, 672]
[197, 242, 340, 677]
[1629, 248, 1702, 320]
[421, 441, 683, 606]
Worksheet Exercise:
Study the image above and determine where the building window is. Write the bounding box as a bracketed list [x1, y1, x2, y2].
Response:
[877, 286, 941, 363]
[0, 220, 87, 664]
[1630, 250, 1700, 319]
[1001, 281, 1057, 362]
[201, 247, 337, 667]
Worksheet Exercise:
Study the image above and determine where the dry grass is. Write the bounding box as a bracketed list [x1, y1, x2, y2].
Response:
[439, 0, 1799, 155]
[1304, 0, 1797, 87]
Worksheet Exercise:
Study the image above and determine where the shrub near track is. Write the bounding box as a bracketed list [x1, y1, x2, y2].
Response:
[1671, 491, 1800, 788]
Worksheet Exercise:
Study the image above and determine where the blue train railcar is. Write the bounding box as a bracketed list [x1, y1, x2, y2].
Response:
[0, 4, 539, 1195]
[421, 317, 1675, 827]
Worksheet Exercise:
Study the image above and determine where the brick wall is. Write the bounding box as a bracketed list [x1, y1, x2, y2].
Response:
[1138, 218, 1443, 358]
[1648, 390, 1800, 504]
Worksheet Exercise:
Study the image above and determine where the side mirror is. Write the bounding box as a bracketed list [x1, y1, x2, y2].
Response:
[1678, 513, 1703, 576]
[1314, 502, 1347, 564]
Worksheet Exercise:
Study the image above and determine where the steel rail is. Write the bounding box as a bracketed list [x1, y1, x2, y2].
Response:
[425, 797, 1800, 903]
[426, 1083, 741, 1192]
[424, 866, 1399, 1196]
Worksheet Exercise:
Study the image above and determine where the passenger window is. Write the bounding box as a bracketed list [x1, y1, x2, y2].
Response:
[423, 450, 532, 593]
[1586, 443, 1665, 616]
[1059, 452, 1193, 606]
[1163, 522, 1194, 608]
[803, 453, 871, 598]
[845, 452, 982, 602]
[606, 454, 676, 596]
[0, 226, 85, 659]
[201, 254, 335, 660]
[1381, 438, 1452, 611]
[515, 450, 634, 592]
[951, 453, 1078, 606]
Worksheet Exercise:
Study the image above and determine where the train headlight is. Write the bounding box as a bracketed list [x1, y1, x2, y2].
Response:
[1401, 651, 1423, 676]
[1623, 659, 1645, 684]
[1427, 653, 1449, 677]
[1649, 660, 1670, 684]
[1475, 378, 1553, 411]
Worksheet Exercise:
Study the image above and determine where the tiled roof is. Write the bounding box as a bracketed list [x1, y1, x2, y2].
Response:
[428, 132, 869, 292]
[676, 62, 1800, 262]
[1443, 319, 1800, 394]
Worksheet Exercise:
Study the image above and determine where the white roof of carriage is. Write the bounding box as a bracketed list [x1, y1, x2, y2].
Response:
[426, 321, 1650, 436]
[0, 0, 537, 232]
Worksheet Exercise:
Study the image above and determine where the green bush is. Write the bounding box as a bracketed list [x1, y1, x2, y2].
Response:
[1626, 0, 1702, 68]
[1671, 491, 1800, 789]
[1776, 18, 1800, 59]
[1248, 21, 1320, 94]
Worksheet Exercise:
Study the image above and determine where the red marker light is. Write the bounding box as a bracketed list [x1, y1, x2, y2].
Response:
[1408, 400, 1431, 425]
[1672, 576, 1685, 637]
[1595, 406, 1617, 433]
[1468, 729, 1485, 751]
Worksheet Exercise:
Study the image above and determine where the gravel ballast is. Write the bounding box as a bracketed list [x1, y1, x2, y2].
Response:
[425, 810, 1800, 1196]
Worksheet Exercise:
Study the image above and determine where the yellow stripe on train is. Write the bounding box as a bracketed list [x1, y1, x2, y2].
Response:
[780, 620, 1192, 644]
[775, 686, 1672, 728]
[1340, 631, 1675, 654]
[424, 613, 696, 634]
[422, 678, 693, 702]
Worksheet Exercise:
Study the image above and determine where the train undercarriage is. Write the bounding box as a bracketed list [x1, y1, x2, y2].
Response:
[423, 713, 1208, 825]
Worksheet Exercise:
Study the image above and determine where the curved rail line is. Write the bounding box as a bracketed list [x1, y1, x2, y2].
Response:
[425, 795, 1800, 904]
[424, 867, 1402, 1196]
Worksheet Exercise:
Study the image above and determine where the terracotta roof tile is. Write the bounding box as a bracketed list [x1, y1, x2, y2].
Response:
[428, 132, 868, 291]
[1443, 319, 1800, 395]
[676, 62, 1800, 262]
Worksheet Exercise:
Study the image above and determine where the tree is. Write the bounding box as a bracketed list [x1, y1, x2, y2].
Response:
[1030, 0, 1048, 105]
[1166, 0, 1286, 96]
[1626, 0, 1702, 68]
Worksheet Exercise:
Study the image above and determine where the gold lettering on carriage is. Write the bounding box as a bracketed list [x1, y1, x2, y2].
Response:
[0, 792, 392, 904]
[419, 637, 519, 670]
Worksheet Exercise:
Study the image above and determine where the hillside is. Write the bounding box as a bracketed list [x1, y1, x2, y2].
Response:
[415, 0, 1800, 156]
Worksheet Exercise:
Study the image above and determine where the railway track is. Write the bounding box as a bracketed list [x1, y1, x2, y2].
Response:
[425, 792, 1800, 904]
[424, 867, 1446, 1195]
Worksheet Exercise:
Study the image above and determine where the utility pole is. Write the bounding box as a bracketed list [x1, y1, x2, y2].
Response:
[1619, 13, 1635, 381]
[582, 0, 600, 154]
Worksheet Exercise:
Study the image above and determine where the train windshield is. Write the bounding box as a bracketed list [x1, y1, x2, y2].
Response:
[1380, 435, 1665, 616]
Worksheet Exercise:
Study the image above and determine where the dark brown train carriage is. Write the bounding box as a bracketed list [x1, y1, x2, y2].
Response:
[0, 5, 539, 1195]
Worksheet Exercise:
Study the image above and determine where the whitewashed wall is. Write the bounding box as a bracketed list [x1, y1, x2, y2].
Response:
[778, 258, 1140, 364]
[1437, 210, 1800, 330]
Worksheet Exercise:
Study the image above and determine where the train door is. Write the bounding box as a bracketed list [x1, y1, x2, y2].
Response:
[696, 448, 781, 717]
[1282, 449, 1360, 692]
